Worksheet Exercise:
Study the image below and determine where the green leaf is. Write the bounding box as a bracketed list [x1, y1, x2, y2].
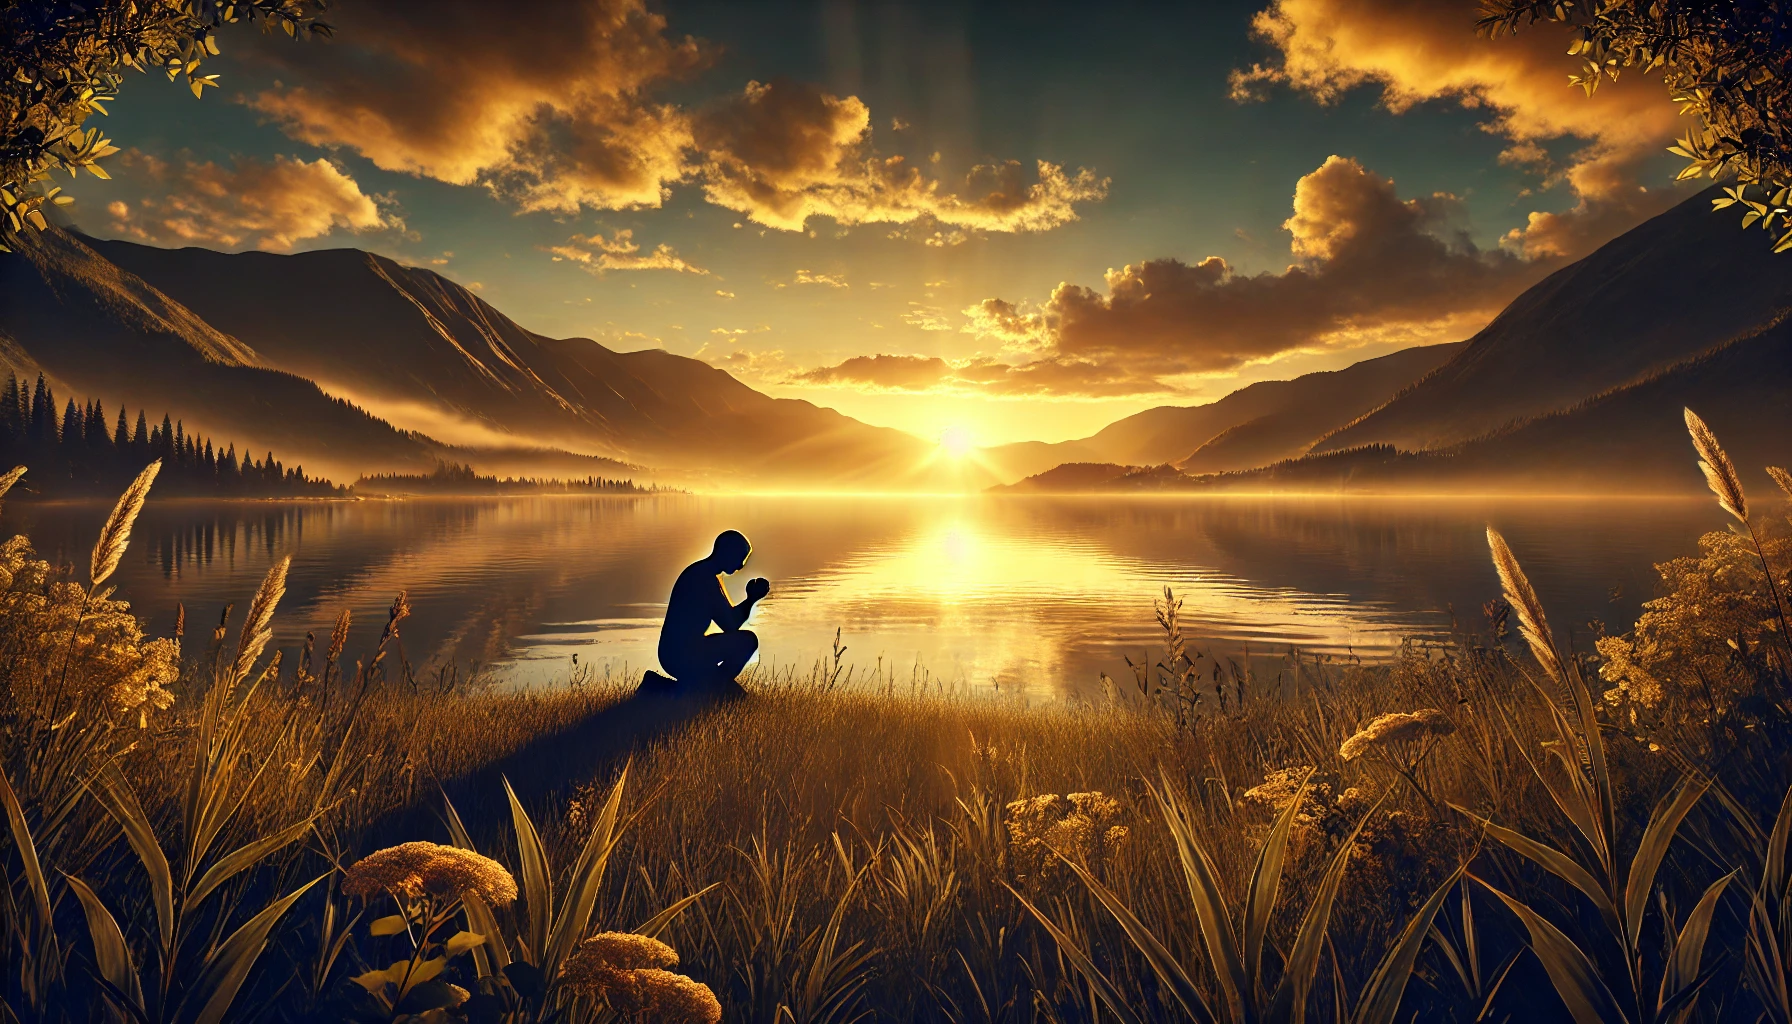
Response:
[370, 915, 407, 937]
[461, 892, 510, 979]
[633, 883, 720, 940]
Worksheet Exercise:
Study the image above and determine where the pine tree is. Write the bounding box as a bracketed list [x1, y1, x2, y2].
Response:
[0, 374, 19, 445]
[28, 376, 50, 443]
[132, 410, 148, 452]
[114, 407, 129, 448]
[158, 415, 174, 463]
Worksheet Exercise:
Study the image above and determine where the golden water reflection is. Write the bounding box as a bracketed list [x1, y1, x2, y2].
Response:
[2, 495, 1721, 697]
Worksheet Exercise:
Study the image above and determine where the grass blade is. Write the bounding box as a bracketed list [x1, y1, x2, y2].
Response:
[1266, 796, 1383, 1024]
[1473, 875, 1628, 1024]
[1764, 782, 1792, 906]
[0, 765, 52, 933]
[1248, 768, 1313, 998]
[64, 873, 144, 1016]
[1454, 804, 1620, 938]
[503, 776, 553, 963]
[86, 765, 174, 952]
[184, 872, 327, 1024]
[1154, 773, 1248, 1022]
[186, 816, 316, 909]
[545, 764, 628, 973]
[461, 892, 512, 978]
[1624, 777, 1708, 952]
[1061, 855, 1216, 1023]
[1350, 866, 1463, 1024]
[634, 882, 721, 940]
[1008, 885, 1148, 1024]
[1657, 870, 1735, 1019]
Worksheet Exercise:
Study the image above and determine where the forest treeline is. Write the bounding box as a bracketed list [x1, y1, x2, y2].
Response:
[0, 373, 341, 497]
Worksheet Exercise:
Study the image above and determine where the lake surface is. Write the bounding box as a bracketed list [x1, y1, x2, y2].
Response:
[1, 494, 1726, 697]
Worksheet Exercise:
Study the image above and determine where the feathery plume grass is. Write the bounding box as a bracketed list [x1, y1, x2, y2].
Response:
[90, 460, 160, 587]
[1770, 466, 1792, 501]
[1486, 526, 1569, 687]
[228, 555, 290, 686]
[1685, 408, 1748, 523]
[0, 465, 24, 504]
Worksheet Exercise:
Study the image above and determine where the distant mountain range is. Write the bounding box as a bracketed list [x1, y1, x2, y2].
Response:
[0, 229, 969, 488]
[6, 183, 1785, 496]
[979, 342, 1465, 482]
[998, 186, 1792, 495]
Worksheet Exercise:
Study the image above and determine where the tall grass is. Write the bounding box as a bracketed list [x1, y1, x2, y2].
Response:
[0, 404, 1789, 1022]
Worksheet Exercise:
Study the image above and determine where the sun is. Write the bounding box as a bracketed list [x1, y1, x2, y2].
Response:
[939, 425, 975, 458]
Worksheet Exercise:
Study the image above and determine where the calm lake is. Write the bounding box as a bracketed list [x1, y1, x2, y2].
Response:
[2, 494, 1726, 697]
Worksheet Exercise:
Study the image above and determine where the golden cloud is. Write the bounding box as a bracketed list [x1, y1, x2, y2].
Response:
[692, 78, 1109, 233]
[246, 9, 1104, 238]
[1231, 0, 1684, 259]
[104, 151, 397, 251]
[249, 0, 705, 213]
[963, 155, 1552, 387]
[548, 229, 708, 273]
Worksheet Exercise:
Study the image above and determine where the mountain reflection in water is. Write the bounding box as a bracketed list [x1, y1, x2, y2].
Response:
[1, 494, 1720, 696]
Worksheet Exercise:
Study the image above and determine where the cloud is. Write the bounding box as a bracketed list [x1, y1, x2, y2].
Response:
[245, 7, 1105, 238]
[788, 353, 1178, 398]
[1230, 0, 1684, 258]
[901, 303, 953, 332]
[249, 0, 705, 213]
[793, 268, 848, 288]
[715, 289, 735, 299]
[103, 151, 397, 251]
[962, 155, 1552, 391]
[548, 229, 707, 273]
[691, 78, 1108, 232]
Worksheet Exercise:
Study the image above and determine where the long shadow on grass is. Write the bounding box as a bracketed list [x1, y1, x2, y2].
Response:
[366, 682, 740, 850]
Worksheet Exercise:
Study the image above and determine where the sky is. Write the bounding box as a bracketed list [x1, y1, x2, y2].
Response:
[58, 0, 1695, 448]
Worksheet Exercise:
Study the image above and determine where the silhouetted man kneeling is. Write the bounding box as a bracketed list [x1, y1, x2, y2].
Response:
[645, 530, 768, 695]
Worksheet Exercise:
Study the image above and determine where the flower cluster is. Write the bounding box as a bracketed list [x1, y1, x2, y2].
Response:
[1597, 523, 1791, 718]
[341, 842, 518, 906]
[561, 933, 720, 1024]
[1338, 709, 1454, 762]
[0, 535, 178, 714]
[1004, 791, 1129, 882]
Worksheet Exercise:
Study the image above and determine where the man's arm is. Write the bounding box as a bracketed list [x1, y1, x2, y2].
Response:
[714, 575, 768, 630]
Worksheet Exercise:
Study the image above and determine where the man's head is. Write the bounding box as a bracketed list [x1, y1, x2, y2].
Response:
[711, 530, 751, 573]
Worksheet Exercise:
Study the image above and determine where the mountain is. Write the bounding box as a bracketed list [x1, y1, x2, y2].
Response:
[998, 313, 1792, 494]
[2, 230, 968, 487]
[979, 342, 1464, 483]
[1314, 186, 1792, 454]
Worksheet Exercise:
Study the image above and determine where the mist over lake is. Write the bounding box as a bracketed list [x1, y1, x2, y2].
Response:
[4, 494, 1722, 695]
